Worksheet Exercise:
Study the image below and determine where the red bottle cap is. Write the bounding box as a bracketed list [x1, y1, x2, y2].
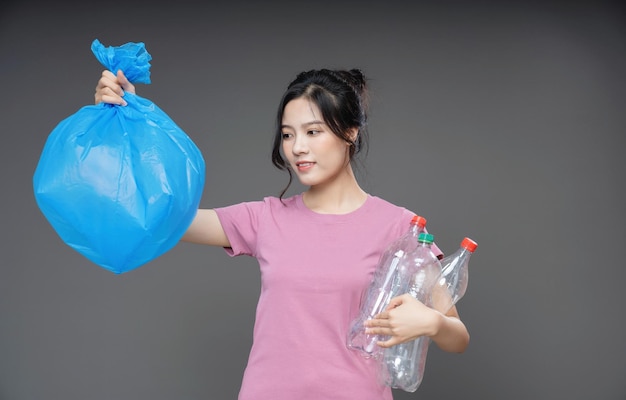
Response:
[411, 215, 427, 228]
[461, 237, 478, 252]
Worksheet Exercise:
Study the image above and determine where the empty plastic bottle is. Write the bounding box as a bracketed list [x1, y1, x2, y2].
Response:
[432, 237, 478, 314]
[347, 215, 427, 359]
[378, 232, 442, 392]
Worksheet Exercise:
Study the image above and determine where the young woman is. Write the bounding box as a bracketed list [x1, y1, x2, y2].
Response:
[95, 68, 469, 399]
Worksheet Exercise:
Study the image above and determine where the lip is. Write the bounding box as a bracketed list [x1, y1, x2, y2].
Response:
[295, 161, 315, 171]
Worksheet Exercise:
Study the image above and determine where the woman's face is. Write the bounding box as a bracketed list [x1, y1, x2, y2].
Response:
[280, 97, 352, 188]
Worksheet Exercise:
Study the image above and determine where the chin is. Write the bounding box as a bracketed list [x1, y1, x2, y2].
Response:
[296, 178, 316, 187]
[295, 175, 322, 187]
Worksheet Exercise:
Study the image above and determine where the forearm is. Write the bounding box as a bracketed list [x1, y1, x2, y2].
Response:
[429, 309, 470, 353]
[365, 294, 470, 351]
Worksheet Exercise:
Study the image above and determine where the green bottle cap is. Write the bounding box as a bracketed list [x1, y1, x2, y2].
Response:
[418, 232, 434, 244]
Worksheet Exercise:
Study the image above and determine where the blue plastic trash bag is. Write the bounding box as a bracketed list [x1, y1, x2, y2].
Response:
[33, 39, 205, 274]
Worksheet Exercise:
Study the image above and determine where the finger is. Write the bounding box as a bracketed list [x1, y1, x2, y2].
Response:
[365, 326, 391, 336]
[116, 70, 136, 94]
[103, 94, 127, 106]
[96, 74, 124, 98]
[95, 87, 126, 106]
[371, 311, 389, 320]
[101, 69, 116, 81]
[365, 317, 391, 329]
[385, 296, 406, 311]
[364, 315, 389, 327]
[376, 337, 401, 348]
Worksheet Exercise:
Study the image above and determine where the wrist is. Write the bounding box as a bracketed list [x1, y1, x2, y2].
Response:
[428, 309, 446, 338]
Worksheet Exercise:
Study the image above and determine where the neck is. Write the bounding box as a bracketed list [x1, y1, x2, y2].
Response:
[302, 166, 367, 214]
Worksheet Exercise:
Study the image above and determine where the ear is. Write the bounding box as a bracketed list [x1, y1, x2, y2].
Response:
[347, 127, 359, 145]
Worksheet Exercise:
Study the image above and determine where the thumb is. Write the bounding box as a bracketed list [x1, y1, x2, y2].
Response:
[116, 70, 136, 94]
[385, 293, 409, 311]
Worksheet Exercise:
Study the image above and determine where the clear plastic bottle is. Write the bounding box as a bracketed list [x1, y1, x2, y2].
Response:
[347, 215, 427, 359]
[432, 237, 478, 314]
[378, 232, 442, 392]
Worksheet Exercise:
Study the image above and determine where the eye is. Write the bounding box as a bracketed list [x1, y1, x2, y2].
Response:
[281, 132, 293, 140]
[307, 129, 321, 136]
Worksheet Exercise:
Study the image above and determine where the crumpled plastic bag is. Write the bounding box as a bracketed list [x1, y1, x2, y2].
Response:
[33, 39, 205, 274]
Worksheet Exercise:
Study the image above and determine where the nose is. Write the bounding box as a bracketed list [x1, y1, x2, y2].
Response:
[291, 133, 308, 155]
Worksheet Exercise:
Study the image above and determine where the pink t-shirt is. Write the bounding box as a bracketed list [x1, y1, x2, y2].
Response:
[214, 194, 441, 400]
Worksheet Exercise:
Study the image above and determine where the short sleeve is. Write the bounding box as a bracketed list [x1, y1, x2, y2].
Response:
[214, 201, 265, 257]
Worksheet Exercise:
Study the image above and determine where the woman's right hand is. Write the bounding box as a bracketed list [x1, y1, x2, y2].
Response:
[94, 70, 135, 106]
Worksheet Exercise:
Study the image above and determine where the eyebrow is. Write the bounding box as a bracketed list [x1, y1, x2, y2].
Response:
[281, 120, 326, 130]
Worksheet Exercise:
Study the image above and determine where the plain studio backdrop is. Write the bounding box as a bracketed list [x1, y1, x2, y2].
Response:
[1, 1, 624, 399]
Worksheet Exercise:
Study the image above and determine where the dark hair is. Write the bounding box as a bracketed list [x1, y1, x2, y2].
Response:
[271, 68, 370, 198]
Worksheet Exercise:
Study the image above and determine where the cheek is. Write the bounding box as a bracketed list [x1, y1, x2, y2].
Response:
[281, 141, 292, 160]
[322, 144, 350, 166]
[329, 139, 350, 157]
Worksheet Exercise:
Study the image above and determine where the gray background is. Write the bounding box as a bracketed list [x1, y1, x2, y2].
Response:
[1, 1, 625, 399]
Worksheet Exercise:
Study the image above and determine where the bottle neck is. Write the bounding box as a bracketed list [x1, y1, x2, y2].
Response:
[459, 247, 474, 257]
[410, 224, 425, 236]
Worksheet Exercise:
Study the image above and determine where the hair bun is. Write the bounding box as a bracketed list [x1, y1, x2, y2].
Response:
[348, 69, 366, 89]
[335, 69, 366, 96]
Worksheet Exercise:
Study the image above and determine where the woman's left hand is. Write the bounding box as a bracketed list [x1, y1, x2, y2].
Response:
[364, 293, 442, 348]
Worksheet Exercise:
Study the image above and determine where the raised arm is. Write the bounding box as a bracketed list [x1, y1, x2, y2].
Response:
[94, 71, 230, 248]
